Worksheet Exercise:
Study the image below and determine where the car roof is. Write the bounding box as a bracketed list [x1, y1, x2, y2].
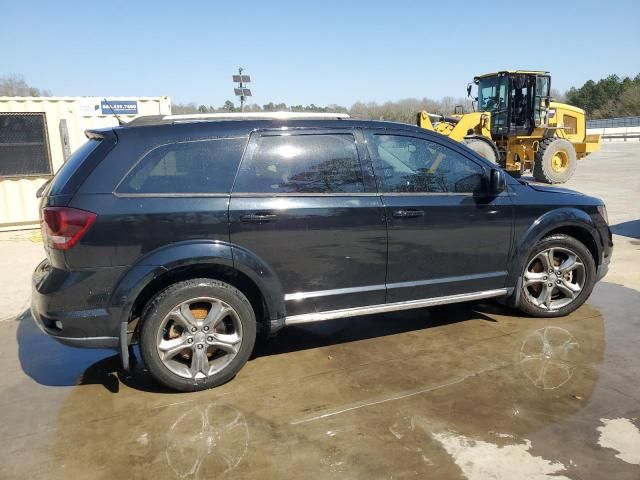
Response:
[474, 70, 549, 80]
[102, 115, 424, 139]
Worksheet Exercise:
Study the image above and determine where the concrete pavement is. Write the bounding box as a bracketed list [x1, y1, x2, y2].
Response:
[0, 143, 638, 479]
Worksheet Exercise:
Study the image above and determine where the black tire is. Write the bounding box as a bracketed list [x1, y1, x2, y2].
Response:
[533, 138, 577, 184]
[516, 234, 596, 318]
[139, 278, 256, 392]
[464, 138, 498, 164]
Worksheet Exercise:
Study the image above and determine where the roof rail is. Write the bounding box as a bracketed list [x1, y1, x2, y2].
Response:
[163, 111, 350, 122]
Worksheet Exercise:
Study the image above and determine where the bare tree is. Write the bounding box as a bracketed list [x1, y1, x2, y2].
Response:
[0, 74, 51, 96]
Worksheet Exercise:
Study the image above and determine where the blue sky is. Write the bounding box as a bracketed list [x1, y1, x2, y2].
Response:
[2, 0, 639, 107]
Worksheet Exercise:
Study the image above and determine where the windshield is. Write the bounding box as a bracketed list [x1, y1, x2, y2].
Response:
[477, 76, 509, 112]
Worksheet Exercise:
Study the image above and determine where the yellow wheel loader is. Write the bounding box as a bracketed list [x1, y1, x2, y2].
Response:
[417, 71, 601, 183]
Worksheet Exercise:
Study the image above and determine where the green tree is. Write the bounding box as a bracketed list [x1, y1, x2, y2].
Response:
[222, 100, 236, 112]
[566, 73, 640, 117]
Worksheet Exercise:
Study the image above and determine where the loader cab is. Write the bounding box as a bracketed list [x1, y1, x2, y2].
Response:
[475, 71, 551, 138]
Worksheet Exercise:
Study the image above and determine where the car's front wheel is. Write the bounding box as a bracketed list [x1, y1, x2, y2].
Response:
[517, 234, 596, 317]
[139, 278, 256, 392]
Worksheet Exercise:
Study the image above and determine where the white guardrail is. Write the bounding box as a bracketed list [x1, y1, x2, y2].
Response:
[587, 126, 640, 142]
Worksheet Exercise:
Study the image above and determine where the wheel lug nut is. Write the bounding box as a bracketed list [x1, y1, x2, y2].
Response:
[207, 336, 213, 342]
[191, 327, 197, 332]
[543, 276, 548, 280]
[556, 280, 561, 284]
[197, 344, 204, 349]
[547, 283, 553, 287]
[548, 269, 553, 274]
[203, 326, 209, 331]
[187, 338, 193, 344]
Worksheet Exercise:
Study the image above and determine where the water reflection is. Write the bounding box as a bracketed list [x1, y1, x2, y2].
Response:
[165, 402, 249, 479]
[519, 326, 580, 390]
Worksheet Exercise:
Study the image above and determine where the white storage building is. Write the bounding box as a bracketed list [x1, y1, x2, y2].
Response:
[0, 96, 171, 230]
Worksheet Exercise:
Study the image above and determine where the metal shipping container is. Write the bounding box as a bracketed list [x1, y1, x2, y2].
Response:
[0, 96, 171, 230]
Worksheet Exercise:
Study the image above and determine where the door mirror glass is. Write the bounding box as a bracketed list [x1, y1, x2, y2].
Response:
[489, 168, 506, 195]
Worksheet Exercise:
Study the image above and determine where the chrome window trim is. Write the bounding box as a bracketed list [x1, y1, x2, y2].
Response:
[284, 288, 510, 325]
[381, 192, 476, 197]
[230, 192, 380, 198]
[113, 192, 230, 198]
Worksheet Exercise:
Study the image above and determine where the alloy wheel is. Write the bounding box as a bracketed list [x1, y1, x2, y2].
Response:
[523, 247, 585, 310]
[156, 297, 243, 379]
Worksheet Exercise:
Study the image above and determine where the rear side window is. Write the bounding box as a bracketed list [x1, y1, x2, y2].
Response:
[48, 138, 101, 196]
[117, 137, 246, 194]
[233, 133, 364, 194]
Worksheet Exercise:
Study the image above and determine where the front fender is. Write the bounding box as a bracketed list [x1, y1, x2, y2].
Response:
[506, 207, 600, 289]
[107, 240, 286, 333]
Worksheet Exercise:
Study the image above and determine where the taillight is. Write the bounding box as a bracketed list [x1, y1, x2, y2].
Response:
[42, 207, 96, 250]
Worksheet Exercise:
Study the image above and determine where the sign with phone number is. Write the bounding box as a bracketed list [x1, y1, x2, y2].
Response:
[100, 100, 138, 115]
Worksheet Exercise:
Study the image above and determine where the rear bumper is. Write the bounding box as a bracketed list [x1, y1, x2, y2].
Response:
[30, 310, 118, 349]
[31, 259, 124, 349]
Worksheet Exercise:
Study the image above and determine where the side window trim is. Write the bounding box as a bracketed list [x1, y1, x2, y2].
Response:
[363, 128, 490, 196]
[231, 128, 369, 195]
[113, 135, 248, 197]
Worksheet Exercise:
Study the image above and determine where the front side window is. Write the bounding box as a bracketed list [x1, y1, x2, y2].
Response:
[371, 134, 485, 194]
[233, 133, 364, 194]
[117, 137, 246, 194]
[534, 75, 551, 126]
[477, 75, 509, 113]
[0, 113, 52, 177]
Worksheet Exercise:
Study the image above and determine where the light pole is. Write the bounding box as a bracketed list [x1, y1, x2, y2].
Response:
[233, 67, 252, 112]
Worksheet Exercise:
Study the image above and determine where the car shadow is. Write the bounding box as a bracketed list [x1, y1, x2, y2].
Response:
[251, 302, 497, 359]
[611, 219, 640, 239]
[16, 301, 500, 393]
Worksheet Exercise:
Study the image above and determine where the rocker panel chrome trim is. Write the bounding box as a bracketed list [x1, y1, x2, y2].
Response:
[285, 288, 509, 325]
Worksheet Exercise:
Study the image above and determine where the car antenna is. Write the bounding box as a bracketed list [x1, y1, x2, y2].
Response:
[103, 98, 124, 126]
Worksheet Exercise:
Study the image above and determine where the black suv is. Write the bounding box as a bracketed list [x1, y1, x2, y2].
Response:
[32, 113, 612, 391]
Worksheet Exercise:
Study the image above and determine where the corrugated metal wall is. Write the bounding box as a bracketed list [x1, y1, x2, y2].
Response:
[0, 96, 171, 229]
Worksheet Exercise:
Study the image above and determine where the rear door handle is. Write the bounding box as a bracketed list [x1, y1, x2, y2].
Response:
[392, 209, 424, 218]
[240, 212, 278, 224]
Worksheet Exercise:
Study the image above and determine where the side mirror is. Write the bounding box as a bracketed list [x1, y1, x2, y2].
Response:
[489, 168, 506, 195]
[466, 84, 472, 97]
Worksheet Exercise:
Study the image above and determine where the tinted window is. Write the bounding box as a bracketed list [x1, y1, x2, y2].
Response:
[48, 139, 101, 195]
[233, 133, 364, 193]
[118, 137, 246, 194]
[0, 113, 52, 177]
[371, 134, 485, 194]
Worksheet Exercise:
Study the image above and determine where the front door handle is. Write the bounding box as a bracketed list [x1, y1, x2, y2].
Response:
[240, 212, 278, 224]
[392, 209, 424, 218]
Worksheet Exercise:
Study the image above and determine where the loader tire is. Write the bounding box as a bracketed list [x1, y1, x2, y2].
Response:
[464, 138, 498, 164]
[533, 138, 577, 184]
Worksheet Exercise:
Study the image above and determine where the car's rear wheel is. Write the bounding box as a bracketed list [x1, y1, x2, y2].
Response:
[139, 278, 256, 392]
[517, 234, 596, 317]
